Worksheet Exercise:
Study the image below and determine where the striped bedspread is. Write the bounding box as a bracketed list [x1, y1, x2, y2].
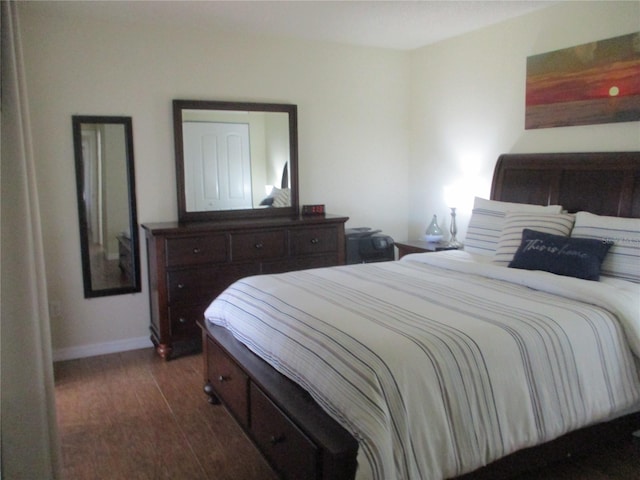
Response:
[205, 250, 640, 480]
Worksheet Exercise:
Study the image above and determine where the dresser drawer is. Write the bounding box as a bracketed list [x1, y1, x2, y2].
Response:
[262, 255, 339, 274]
[207, 337, 249, 427]
[166, 234, 227, 267]
[168, 264, 259, 305]
[290, 226, 338, 256]
[169, 303, 207, 337]
[232, 230, 286, 261]
[250, 383, 318, 480]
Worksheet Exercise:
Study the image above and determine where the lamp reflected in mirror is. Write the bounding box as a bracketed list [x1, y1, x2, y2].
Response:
[72, 116, 141, 298]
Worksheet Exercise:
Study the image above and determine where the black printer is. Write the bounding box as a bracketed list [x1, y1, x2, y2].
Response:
[345, 228, 395, 264]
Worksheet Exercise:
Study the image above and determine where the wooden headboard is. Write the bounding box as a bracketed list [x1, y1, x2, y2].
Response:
[491, 152, 640, 218]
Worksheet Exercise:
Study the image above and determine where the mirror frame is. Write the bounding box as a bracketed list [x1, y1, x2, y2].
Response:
[72, 115, 141, 298]
[173, 99, 299, 222]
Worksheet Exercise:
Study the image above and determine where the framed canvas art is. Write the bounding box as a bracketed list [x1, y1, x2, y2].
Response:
[525, 32, 640, 129]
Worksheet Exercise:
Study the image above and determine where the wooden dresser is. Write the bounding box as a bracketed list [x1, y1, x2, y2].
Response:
[142, 214, 348, 359]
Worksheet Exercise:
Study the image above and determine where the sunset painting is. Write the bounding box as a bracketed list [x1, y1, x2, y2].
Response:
[525, 32, 640, 129]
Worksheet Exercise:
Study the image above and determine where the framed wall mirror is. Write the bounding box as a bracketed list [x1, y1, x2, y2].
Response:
[72, 115, 141, 297]
[173, 100, 299, 222]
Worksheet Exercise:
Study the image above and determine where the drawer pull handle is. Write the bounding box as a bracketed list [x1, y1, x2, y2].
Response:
[177, 283, 185, 289]
[310, 238, 319, 244]
[269, 434, 285, 445]
[178, 317, 186, 324]
[254, 242, 264, 249]
[192, 247, 201, 254]
[218, 375, 230, 383]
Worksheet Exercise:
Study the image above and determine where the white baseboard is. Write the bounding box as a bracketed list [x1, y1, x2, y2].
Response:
[53, 335, 154, 362]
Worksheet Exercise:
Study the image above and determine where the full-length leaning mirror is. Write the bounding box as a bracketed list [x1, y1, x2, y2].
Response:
[72, 116, 141, 297]
[173, 100, 299, 222]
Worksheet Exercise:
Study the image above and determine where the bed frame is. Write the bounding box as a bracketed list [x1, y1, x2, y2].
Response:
[199, 151, 640, 480]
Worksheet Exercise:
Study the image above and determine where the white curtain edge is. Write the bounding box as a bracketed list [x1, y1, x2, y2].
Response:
[1, 1, 61, 478]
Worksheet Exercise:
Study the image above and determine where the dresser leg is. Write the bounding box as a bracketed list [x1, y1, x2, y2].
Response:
[203, 381, 220, 405]
[155, 343, 172, 360]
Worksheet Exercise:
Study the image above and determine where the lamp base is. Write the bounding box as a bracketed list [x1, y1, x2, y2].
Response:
[448, 208, 462, 249]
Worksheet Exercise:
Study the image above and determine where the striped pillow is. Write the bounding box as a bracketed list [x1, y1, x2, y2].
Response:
[493, 212, 575, 265]
[272, 187, 291, 207]
[464, 197, 563, 256]
[571, 211, 640, 283]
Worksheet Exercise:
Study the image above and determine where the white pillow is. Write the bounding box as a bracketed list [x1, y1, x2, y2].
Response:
[464, 197, 563, 256]
[571, 211, 640, 283]
[272, 187, 291, 207]
[493, 212, 575, 265]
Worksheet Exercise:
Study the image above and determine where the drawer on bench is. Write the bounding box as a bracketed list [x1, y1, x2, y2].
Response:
[250, 382, 319, 480]
[206, 337, 249, 427]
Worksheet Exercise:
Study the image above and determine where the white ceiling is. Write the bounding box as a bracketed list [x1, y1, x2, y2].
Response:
[26, 0, 558, 50]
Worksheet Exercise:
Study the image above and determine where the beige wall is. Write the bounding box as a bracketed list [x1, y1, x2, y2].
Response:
[18, 4, 410, 358]
[408, 1, 640, 242]
[18, 1, 639, 359]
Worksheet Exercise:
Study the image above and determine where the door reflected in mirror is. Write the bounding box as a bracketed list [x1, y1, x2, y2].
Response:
[182, 109, 291, 212]
[72, 116, 141, 297]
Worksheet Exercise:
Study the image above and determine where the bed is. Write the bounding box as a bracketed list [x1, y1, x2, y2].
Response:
[198, 151, 640, 480]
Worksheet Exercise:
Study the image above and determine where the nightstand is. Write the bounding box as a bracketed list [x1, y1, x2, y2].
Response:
[395, 240, 458, 259]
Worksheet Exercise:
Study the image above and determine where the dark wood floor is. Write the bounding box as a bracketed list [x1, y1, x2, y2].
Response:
[54, 348, 640, 480]
[54, 348, 277, 480]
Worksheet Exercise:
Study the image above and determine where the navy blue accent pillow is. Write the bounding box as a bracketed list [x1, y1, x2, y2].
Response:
[508, 229, 613, 281]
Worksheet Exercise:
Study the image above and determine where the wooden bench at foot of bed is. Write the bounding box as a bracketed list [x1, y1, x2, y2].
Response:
[199, 319, 358, 480]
